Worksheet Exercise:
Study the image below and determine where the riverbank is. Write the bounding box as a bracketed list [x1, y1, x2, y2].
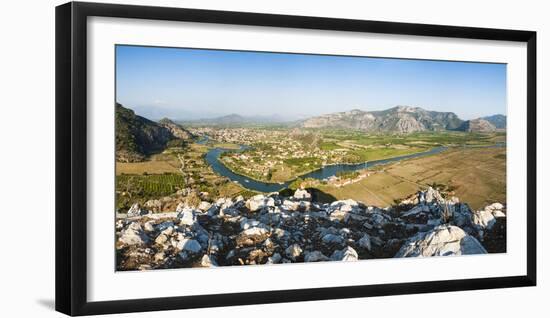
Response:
[206, 144, 449, 192]
[317, 146, 506, 209]
[207, 142, 505, 195]
[222, 147, 435, 184]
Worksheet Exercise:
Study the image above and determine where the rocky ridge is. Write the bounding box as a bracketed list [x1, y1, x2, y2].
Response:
[457, 118, 497, 133]
[116, 103, 174, 162]
[301, 106, 506, 134]
[481, 114, 506, 129]
[301, 106, 464, 133]
[116, 187, 506, 270]
[115, 103, 194, 162]
[158, 118, 194, 140]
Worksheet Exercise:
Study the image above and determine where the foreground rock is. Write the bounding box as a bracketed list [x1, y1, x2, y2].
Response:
[118, 222, 149, 246]
[394, 225, 487, 257]
[331, 246, 359, 261]
[293, 188, 312, 201]
[116, 187, 505, 270]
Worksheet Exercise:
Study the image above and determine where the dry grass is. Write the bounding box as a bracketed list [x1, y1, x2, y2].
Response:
[116, 157, 180, 175]
[116, 144, 209, 176]
[271, 165, 293, 183]
[218, 182, 246, 197]
[211, 143, 242, 150]
[319, 147, 506, 210]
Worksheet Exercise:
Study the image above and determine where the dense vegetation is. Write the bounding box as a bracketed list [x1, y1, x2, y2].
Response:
[336, 171, 360, 179]
[116, 173, 185, 210]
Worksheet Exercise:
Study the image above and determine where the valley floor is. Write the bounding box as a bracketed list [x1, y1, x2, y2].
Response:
[317, 147, 506, 210]
[114, 127, 506, 214]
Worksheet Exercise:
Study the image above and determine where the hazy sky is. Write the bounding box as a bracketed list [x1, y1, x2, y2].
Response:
[116, 45, 506, 120]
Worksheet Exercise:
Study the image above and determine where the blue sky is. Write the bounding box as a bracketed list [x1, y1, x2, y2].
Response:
[116, 45, 506, 120]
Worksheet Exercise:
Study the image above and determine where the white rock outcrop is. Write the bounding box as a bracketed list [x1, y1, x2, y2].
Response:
[330, 246, 359, 261]
[176, 205, 197, 226]
[293, 188, 312, 201]
[116, 187, 504, 271]
[394, 225, 487, 257]
[118, 222, 149, 246]
[472, 203, 506, 230]
[127, 203, 144, 217]
[285, 244, 303, 260]
[200, 254, 218, 267]
[246, 195, 275, 212]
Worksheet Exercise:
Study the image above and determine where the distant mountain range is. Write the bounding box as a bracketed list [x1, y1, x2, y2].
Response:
[480, 114, 506, 129]
[457, 118, 496, 133]
[116, 103, 505, 161]
[180, 113, 295, 126]
[115, 103, 193, 162]
[302, 106, 505, 133]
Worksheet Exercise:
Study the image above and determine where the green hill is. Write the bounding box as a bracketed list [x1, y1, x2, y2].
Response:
[115, 103, 175, 162]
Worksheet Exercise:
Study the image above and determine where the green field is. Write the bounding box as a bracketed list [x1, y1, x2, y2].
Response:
[115, 129, 506, 212]
[115, 142, 252, 211]
[220, 130, 504, 183]
[319, 130, 505, 146]
[116, 173, 185, 209]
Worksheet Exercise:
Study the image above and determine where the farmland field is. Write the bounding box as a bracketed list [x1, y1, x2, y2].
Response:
[217, 129, 505, 183]
[317, 146, 506, 210]
[115, 143, 252, 211]
[116, 154, 181, 175]
[115, 128, 506, 212]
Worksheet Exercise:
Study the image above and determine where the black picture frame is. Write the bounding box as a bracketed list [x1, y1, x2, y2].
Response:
[55, 1, 537, 316]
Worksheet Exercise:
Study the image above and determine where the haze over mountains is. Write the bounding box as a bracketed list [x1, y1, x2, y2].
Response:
[180, 113, 302, 125]
[177, 105, 505, 133]
[302, 106, 504, 134]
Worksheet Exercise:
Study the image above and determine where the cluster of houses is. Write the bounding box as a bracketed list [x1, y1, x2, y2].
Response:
[189, 128, 356, 182]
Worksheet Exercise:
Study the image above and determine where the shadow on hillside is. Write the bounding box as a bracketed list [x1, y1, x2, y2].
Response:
[279, 187, 337, 204]
[307, 188, 337, 203]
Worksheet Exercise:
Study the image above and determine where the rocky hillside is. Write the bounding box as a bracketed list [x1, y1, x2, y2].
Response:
[457, 118, 497, 133]
[481, 114, 506, 129]
[158, 118, 194, 140]
[301, 106, 464, 133]
[116, 103, 191, 162]
[116, 187, 506, 270]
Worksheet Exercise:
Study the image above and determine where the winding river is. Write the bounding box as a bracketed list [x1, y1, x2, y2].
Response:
[201, 135, 505, 193]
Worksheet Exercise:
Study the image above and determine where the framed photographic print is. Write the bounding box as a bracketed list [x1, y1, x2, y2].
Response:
[55, 1, 536, 316]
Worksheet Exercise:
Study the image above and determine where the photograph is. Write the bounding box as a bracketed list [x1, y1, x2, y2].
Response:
[114, 45, 508, 271]
[0, 0, 543, 317]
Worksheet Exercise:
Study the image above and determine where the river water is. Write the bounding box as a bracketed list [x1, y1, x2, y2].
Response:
[205, 146, 445, 192]
[201, 135, 505, 193]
